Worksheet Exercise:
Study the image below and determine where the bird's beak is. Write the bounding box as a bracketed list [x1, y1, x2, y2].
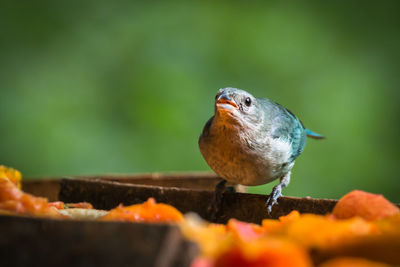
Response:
[216, 93, 238, 110]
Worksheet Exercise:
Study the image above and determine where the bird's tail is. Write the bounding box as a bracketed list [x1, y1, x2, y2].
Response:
[305, 129, 325, 139]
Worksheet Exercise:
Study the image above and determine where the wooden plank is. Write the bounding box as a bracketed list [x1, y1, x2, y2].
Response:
[22, 173, 243, 202]
[0, 214, 197, 267]
[22, 179, 60, 201]
[77, 172, 222, 191]
[22, 173, 223, 199]
[59, 178, 338, 223]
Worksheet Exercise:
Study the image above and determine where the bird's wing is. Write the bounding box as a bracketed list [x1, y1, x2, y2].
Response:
[269, 103, 307, 161]
[200, 116, 214, 138]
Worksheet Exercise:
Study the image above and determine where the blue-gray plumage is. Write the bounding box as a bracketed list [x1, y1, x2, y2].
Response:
[199, 87, 324, 213]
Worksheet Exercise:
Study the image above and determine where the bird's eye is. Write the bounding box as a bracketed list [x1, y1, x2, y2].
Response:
[245, 97, 252, 106]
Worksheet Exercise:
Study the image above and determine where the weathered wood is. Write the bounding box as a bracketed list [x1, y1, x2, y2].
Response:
[22, 173, 223, 199]
[59, 178, 338, 223]
[77, 172, 223, 191]
[24, 172, 244, 194]
[22, 179, 60, 201]
[0, 214, 197, 267]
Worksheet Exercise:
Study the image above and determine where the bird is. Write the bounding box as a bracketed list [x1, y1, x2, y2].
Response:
[199, 87, 324, 214]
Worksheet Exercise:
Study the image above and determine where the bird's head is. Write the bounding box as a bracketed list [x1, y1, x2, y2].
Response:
[214, 87, 263, 127]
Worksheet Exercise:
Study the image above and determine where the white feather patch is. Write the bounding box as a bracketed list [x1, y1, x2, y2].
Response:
[266, 137, 292, 165]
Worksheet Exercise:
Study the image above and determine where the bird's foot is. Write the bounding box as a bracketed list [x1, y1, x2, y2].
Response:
[207, 179, 227, 221]
[225, 185, 236, 193]
[265, 184, 282, 214]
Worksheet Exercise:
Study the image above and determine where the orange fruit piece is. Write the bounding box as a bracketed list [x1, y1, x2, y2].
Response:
[101, 198, 183, 223]
[332, 190, 399, 221]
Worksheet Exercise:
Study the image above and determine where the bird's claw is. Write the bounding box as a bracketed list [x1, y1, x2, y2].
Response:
[207, 179, 227, 221]
[266, 184, 282, 214]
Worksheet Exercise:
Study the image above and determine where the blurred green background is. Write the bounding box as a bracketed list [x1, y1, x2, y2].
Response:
[1, 2, 399, 202]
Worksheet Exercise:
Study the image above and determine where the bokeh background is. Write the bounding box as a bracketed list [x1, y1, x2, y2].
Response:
[1, 2, 399, 202]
